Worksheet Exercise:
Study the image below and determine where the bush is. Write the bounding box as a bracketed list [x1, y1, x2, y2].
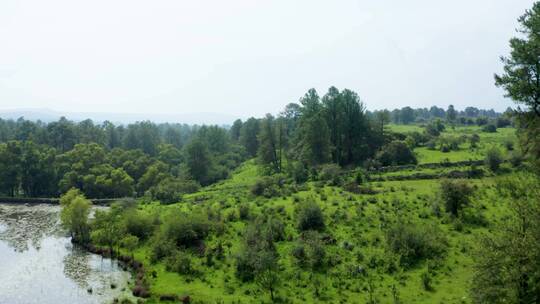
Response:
[292, 231, 326, 269]
[496, 117, 511, 128]
[124, 210, 155, 240]
[482, 124, 497, 133]
[238, 203, 250, 220]
[469, 134, 480, 148]
[503, 138, 514, 151]
[251, 175, 286, 198]
[149, 234, 176, 263]
[296, 199, 325, 232]
[485, 147, 503, 172]
[165, 251, 196, 275]
[439, 179, 475, 217]
[148, 177, 200, 204]
[319, 164, 343, 185]
[376, 141, 417, 166]
[162, 212, 210, 248]
[508, 151, 523, 167]
[476, 117, 488, 126]
[385, 222, 448, 267]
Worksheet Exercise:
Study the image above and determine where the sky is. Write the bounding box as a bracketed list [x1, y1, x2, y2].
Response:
[0, 0, 534, 119]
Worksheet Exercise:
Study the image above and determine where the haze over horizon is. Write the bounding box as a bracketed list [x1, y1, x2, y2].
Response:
[0, 0, 533, 117]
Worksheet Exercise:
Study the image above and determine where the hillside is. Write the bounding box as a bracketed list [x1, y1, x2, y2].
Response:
[106, 125, 520, 303]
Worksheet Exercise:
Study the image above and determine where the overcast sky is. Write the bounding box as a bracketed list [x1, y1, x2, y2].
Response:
[0, 0, 534, 118]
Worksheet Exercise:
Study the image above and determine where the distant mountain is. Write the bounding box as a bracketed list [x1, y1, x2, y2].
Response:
[0, 108, 240, 126]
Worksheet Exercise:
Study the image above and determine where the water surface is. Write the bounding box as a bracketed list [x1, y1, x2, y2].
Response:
[0, 204, 134, 304]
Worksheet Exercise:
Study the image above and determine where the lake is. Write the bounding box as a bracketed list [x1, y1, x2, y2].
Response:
[0, 204, 134, 304]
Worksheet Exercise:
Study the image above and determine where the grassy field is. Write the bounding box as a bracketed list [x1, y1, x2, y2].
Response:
[387, 124, 516, 164]
[115, 125, 520, 304]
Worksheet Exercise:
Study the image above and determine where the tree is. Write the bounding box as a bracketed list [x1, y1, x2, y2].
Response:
[322, 87, 344, 163]
[400, 107, 415, 124]
[297, 113, 331, 166]
[184, 138, 212, 185]
[374, 110, 391, 134]
[258, 114, 281, 173]
[230, 119, 243, 142]
[239, 118, 260, 157]
[495, 3, 540, 116]
[485, 146, 504, 172]
[446, 105, 457, 124]
[297, 199, 325, 232]
[60, 188, 92, 243]
[471, 174, 540, 303]
[375, 141, 417, 166]
[91, 203, 127, 254]
[0, 141, 22, 196]
[47, 117, 76, 152]
[439, 179, 475, 217]
[255, 250, 280, 302]
[20, 141, 57, 197]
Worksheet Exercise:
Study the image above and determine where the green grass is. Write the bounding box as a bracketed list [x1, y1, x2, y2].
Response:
[132, 169, 515, 303]
[124, 125, 520, 303]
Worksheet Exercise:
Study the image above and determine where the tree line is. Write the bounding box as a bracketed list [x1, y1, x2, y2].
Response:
[0, 120, 246, 199]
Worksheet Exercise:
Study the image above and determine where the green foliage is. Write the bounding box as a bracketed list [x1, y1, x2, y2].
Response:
[292, 231, 326, 269]
[296, 199, 325, 232]
[60, 188, 92, 243]
[495, 2, 540, 116]
[318, 163, 343, 185]
[160, 212, 210, 248]
[184, 138, 212, 185]
[250, 174, 286, 198]
[484, 146, 504, 172]
[235, 218, 280, 285]
[123, 209, 156, 240]
[165, 251, 196, 275]
[385, 221, 448, 267]
[376, 141, 417, 166]
[482, 124, 497, 133]
[439, 179, 475, 217]
[148, 177, 200, 204]
[471, 174, 540, 303]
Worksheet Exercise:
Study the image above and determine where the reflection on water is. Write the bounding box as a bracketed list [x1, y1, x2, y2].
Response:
[0, 204, 134, 304]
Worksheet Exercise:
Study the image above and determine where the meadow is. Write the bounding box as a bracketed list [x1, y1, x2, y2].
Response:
[108, 125, 519, 303]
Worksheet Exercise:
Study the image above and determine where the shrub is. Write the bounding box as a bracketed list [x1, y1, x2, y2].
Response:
[149, 234, 176, 263]
[376, 141, 417, 166]
[439, 179, 475, 217]
[238, 203, 250, 220]
[469, 134, 480, 148]
[319, 164, 343, 185]
[123, 210, 155, 240]
[496, 117, 511, 128]
[421, 270, 433, 291]
[482, 124, 497, 133]
[165, 251, 196, 275]
[251, 175, 285, 198]
[476, 117, 488, 126]
[296, 199, 325, 232]
[148, 177, 199, 204]
[503, 138, 514, 151]
[293, 231, 326, 269]
[162, 212, 210, 248]
[508, 151, 523, 167]
[485, 147, 503, 172]
[385, 222, 448, 267]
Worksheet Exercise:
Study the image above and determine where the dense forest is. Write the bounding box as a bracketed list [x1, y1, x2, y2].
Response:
[0, 95, 508, 200]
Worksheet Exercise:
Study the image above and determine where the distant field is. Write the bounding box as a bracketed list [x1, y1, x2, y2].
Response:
[387, 124, 516, 164]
